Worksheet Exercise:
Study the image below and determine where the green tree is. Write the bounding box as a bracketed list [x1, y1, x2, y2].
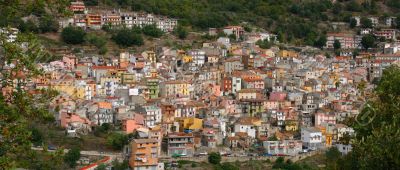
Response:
[344, 65, 400, 169]
[360, 17, 373, 28]
[256, 39, 273, 49]
[325, 147, 341, 170]
[112, 159, 129, 170]
[350, 18, 357, 28]
[64, 147, 81, 168]
[361, 34, 375, 50]
[208, 152, 221, 164]
[31, 127, 43, 146]
[333, 39, 341, 50]
[220, 162, 239, 170]
[357, 79, 367, 96]
[39, 15, 59, 33]
[61, 26, 86, 44]
[112, 29, 143, 47]
[0, 31, 57, 169]
[173, 24, 188, 39]
[107, 132, 128, 150]
[142, 24, 163, 38]
[314, 35, 327, 49]
[96, 163, 107, 170]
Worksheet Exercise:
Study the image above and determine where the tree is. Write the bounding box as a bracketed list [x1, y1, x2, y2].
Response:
[39, 15, 59, 33]
[314, 35, 327, 49]
[61, 26, 86, 44]
[64, 147, 81, 168]
[0, 31, 58, 169]
[357, 79, 367, 96]
[112, 29, 143, 47]
[173, 24, 188, 39]
[360, 17, 373, 28]
[350, 18, 357, 28]
[142, 24, 163, 38]
[96, 163, 107, 170]
[325, 147, 341, 170]
[361, 34, 375, 50]
[333, 39, 341, 50]
[84, 0, 99, 6]
[31, 127, 43, 146]
[220, 162, 239, 170]
[112, 160, 129, 170]
[343, 65, 400, 169]
[208, 152, 221, 164]
[107, 132, 129, 150]
[396, 16, 400, 29]
[256, 39, 273, 49]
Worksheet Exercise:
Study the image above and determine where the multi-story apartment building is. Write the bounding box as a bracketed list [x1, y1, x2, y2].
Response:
[325, 33, 362, 49]
[160, 80, 191, 98]
[70, 1, 85, 13]
[129, 139, 160, 170]
[301, 127, 323, 150]
[263, 140, 303, 156]
[167, 132, 195, 157]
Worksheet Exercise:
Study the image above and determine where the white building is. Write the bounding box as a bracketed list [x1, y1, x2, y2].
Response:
[263, 140, 303, 156]
[335, 144, 352, 155]
[234, 123, 256, 138]
[301, 127, 323, 150]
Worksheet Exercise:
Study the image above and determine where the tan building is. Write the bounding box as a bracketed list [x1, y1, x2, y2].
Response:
[129, 139, 160, 170]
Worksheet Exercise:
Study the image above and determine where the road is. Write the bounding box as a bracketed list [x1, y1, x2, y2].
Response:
[31, 147, 124, 161]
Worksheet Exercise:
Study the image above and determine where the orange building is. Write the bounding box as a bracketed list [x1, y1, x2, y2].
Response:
[129, 139, 159, 170]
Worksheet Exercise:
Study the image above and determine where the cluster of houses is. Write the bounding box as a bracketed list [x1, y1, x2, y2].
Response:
[326, 15, 399, 49]
[22, 22, 400, 169]
[60, 1, 178, 32]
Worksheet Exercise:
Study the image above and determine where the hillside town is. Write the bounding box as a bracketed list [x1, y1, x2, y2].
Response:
[2, 0, 400, 170]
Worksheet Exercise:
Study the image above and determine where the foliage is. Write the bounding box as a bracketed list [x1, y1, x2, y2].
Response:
[173, 24, 188, 39]
[64, 147, 81, 168]
[220, 162, 239, 170]
[273, 157, 314, 170]
[360, 17, 373, 28]
[268, 135, 278, 141]
[350, 18, 357, 28]
[112, 29, 144, 47]
[256, 39, 273, 49]
[0, 32, 57, 169]
[112, 159, 129, 170]
[142, 24, 163, 38]
[39, 15, 59, 33]
[340, 66, 400, 169]
[31, 127, 44, 146]
[361, 34, 376, 50]
[61, 26, 86, 44]
[106, 132, 129, 150]
[325, 147, 341, 170]
[314, 35, 327, 49]
[333, 40, 341, 50]
[84, 0, 99, 6]
[85, 33, 108, 54]
[208, 152, 221, 165]
[96, 163, 107, 170]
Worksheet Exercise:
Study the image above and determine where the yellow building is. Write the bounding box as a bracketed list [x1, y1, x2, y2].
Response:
[285, 120, 298, 131]
[161, 80, 191, 97]
[177, 117, 203, 131]
[278, 50, 298, 58]
[182, 55, 193, 63]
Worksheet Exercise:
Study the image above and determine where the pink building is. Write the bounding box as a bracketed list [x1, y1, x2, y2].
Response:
[60, 112, 91, 128]
[315, 112, 336, 126]
[63, 54, 77, 70]
[269, 92, 287, 101]
[122, 114, 144, 134]
[264, 100, 279, 110]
